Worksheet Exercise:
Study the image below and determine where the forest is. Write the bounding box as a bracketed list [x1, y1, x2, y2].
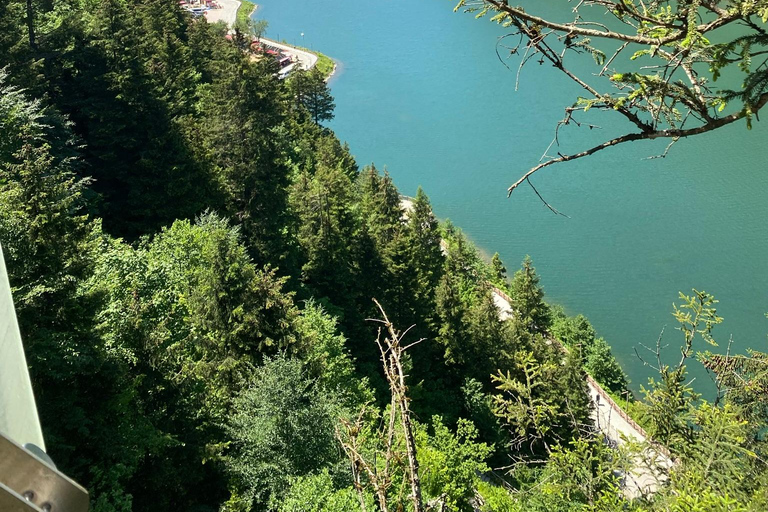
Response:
[1, 1, 767, 511]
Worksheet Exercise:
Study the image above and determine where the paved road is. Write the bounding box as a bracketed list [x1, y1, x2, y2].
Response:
[204, 0, 240, 26]
[399, 196, 672, 497]
[488, 287, 673, 497]
[258, 38, 318, 73]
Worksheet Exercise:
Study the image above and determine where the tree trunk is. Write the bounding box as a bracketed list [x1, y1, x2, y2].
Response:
[26, 0, 36, 50]
[393, 352, 424, 512]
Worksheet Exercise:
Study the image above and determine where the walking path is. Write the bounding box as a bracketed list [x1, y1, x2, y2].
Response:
[493, 287, 674, 498]
[400, 196, 673, 497]
[258, 38, 318, 74]
[489, 286, 673, 497]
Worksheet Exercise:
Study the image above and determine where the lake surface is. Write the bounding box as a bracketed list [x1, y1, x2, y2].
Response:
[256, 0, 768, 391]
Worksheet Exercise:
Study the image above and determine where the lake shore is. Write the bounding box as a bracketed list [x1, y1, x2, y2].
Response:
[209, 0, 337, 79]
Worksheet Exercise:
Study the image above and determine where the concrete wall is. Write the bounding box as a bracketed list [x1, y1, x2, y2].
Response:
[0, 243, 45, 450]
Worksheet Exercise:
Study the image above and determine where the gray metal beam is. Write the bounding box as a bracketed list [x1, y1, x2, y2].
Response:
[0, 243, 45, 450]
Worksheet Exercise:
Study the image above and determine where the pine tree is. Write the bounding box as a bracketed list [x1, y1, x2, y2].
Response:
[290, 162, 359, 310]
[404, 187, 444, 329]
[435, 271, 469, 367]
[510, 256, 550, 334]
[0, 78, 158, 510]
[288, 67, 335, 124]
[199, 52, 291, 264]
[49, 0, 212, 238]
[491, 252, 507, 285]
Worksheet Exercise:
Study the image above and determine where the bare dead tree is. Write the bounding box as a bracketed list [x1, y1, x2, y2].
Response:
[457, 0, 768, 206]
[370, 299, 425, 512]
[336, 299, 425, 512]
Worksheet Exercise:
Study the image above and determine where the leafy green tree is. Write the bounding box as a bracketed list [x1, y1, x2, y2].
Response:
[0, 1, 36, 87]
[550, 313, 596, 350]
[476, 480, 521, 512]
[88, 213, 299, 511]
[639, 290, 721, 452]
[703, 348, 768, 450]
[251, 19, 269, 40]
[672, 402, 753, 499]
[296, 299, 373, 407]
[417, 416, 492, 512]
[226, 355, 344, 510]
[461, 378, 508, 460]
[93, 213, 298, 418]
[279, 470, 372, 512]
[583, 337, 629, 395]
[551, 309, 629, 394]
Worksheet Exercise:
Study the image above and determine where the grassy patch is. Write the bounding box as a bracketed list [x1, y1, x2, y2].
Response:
[292, 45, 335, 78]
[314, 52, 335, 78]
[236, 0, 256, 28]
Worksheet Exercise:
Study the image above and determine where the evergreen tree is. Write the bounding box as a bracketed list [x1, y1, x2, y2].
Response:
[0, 76, 157, 512]
[465, 284, 509, 382]
[49, 0, 212, 238]
[435, 270, 469, 368]
[491, 252, 507, 285]
[288, 67, 335, 124]
[356, 165, 402, 249]
[404, 187, 444, 330]
[290, 161, 359, 311]
[510, 256, 550, 334]
[197, 47, 291, 264]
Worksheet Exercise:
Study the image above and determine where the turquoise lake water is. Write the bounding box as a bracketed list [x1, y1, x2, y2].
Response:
[256, 0, 768, 391]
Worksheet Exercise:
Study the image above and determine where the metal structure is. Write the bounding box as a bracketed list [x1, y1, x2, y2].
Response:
[0, 243, 89, 512]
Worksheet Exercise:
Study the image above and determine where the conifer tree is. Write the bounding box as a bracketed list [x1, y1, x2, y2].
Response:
[491, 252, 506, 285]
[290, 161, 359, 310]
[199, 53, 291, 264]
[356, 166, 402, 249]
[404, 187, 444, 328]
[52, 0, 212, 238]
[288, 67, 336, 124]
[0, 76, 157, 511]
[510, 256, 550, 334]
[435, 270, 469, 368]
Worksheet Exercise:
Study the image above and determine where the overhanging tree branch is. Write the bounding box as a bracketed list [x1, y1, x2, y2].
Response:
[459, 0, 768, 202]
[507, 90, 768, 195]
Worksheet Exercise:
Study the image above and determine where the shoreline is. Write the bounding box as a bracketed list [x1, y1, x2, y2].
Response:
[235, 0, 338, 79]
[325, 62, 338, 83]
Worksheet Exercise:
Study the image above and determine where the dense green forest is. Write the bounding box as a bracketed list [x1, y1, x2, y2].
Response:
[1, 1, 767, 511]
